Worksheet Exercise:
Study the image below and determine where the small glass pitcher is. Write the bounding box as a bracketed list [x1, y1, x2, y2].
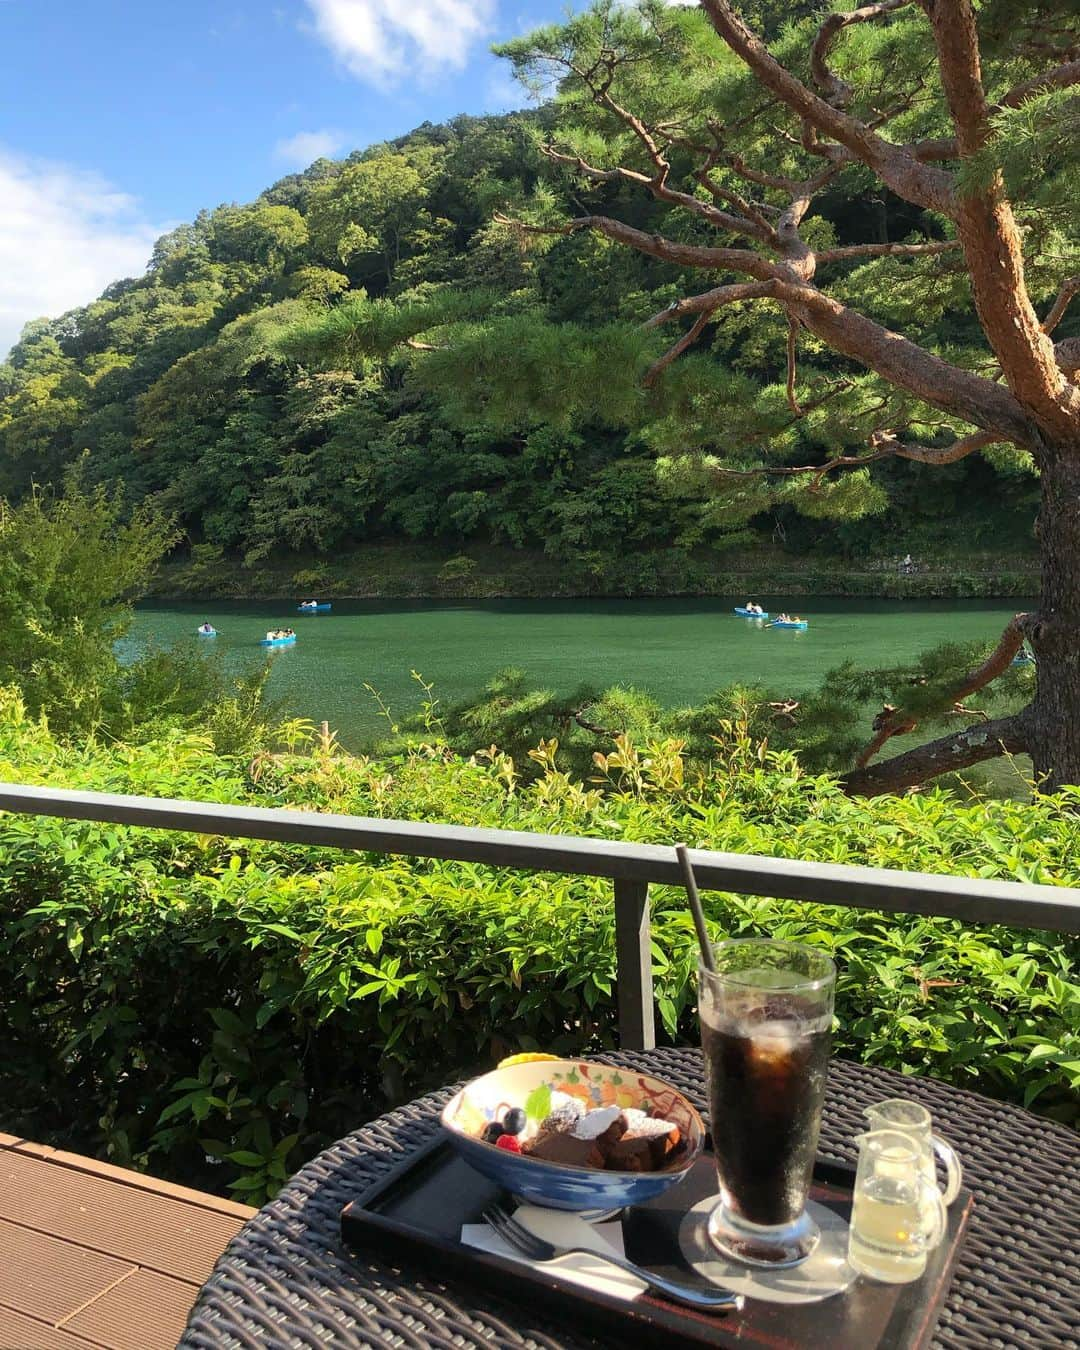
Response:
[848, 1129, 947, 1284]
[863, 1098, 961, 1208]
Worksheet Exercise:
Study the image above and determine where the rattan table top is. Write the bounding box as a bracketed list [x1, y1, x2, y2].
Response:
[181, 1051, 1080, 1349]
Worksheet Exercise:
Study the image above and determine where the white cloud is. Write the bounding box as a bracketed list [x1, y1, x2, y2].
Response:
[274, 129, 347, 167]
[0, 148, 167, 358]
[303, 0, 497, 85]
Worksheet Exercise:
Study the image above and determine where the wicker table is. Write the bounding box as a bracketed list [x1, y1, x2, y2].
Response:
[181, 1051, 1080, 1349]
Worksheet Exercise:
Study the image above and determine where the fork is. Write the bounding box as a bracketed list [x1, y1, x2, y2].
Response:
[482, 1202, 744, 1314]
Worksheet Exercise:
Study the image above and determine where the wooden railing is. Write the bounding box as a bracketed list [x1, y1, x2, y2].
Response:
[2, 781, 1077, 1051]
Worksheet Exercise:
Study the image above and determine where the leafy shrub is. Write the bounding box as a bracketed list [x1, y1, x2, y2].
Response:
[0, 474, 178, 735]
[292, 564, 333, 591]
[0, 691, 1076, 1204]
[437, 554, 478, 583]
[173, 543, 243, 596]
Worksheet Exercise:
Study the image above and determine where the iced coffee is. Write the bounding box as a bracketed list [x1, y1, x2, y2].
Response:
[699, 939, 835, 1266]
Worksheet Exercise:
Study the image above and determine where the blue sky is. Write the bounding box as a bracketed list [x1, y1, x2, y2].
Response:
[0, 0, 576, 354]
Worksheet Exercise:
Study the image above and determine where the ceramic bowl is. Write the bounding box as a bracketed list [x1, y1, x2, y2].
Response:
[440, 1058, 705, 1212]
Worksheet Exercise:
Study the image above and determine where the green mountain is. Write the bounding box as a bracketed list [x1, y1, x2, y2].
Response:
[0, 109, 1040, 586]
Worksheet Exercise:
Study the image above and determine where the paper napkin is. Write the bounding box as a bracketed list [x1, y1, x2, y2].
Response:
[461, 1204, 647, 1301]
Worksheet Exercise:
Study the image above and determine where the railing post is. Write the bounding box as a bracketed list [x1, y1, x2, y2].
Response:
[614, 878, 656, 1051]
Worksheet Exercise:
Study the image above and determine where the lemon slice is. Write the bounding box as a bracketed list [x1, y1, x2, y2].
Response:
[497, 1052, 562, 1068]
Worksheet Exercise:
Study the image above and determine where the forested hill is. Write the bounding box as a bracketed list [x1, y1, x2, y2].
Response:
[0, 107, 1038, 583]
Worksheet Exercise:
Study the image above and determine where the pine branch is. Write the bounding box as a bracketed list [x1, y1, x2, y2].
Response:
[854, 707, 919, 768]
[659, 135, 780, 236]
[867, 427, 999, 463]
[928, 0, 994, 156]
[842, 710, 1029, 796]
[816, 239, 961, 263]
[643, 312, 713, 387]
[905, 137, 959, 162]
[699, 0, 954, 213]
[696, 170, 779, 235]
[953, 613, 1029, 701]
[711, 425, 995, 486]
[540, 145, 772, 243]
[786, 315, 802, 414]
[641, 282, 780, 329]
[997, 57, 1080, 110]
[1056, 335, 1080, 376]
[562, 59, 784, 247]
[924, 0, 1080, 436]
[811, 0, 914, 109]
[495, 211, 1032, 441]
[850, 613, 1028, 781]
[1042, 276, 1080, 335]
[493, 212, 781, 281]
[769, 281, 1032, 440]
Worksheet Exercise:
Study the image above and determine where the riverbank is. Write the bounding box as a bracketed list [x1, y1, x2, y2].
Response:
[151, 542, 1040, 601]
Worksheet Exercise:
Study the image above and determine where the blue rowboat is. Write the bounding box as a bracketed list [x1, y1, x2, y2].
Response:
[734, 607, 769, 619]
[260, 635, 297, 648]
[196, 627, 218, 637]
[771, 619, 808, 630]
[297, 602, 332, 613]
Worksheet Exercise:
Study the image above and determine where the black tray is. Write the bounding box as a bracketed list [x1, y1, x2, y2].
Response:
[341, 1136, 973, 1349]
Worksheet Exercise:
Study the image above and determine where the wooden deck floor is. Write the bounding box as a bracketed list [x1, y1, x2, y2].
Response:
[0, 1133, 254, 1350]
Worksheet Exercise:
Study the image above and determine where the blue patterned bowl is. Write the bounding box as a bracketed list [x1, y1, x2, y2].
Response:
[440, 1058, 705, 1212]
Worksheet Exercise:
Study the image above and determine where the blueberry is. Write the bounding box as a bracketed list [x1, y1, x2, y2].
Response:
[482, 1122, 505, 1143]
[503, 1107, 527, 1136]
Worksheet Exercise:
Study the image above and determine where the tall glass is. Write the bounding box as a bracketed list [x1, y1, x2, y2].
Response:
[699, 939, 835, 1266]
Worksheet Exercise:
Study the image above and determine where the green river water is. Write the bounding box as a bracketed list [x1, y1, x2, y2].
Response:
[131, 597, 1032, 751]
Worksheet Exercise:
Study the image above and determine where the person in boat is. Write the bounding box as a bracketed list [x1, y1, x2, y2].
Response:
[744, 601, 763, 615]
[198, 621, 214, 634]
[776, 613, 790, 623]
[300, 600, 317, 609]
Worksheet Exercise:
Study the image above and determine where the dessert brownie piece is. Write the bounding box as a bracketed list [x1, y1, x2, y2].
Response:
[524, 1104, 628, 1167]
[524, 1128, 606, 1168]
[605, 1110, 681, 1172]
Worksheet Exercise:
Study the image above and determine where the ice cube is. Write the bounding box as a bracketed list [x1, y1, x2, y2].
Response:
[747, 1020, 800, 1069]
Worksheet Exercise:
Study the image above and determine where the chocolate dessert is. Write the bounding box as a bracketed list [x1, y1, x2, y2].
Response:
[479, 1098, 684, 1173]
[604, 1109, 682, 1172]
[526, 1105, 627, 1167]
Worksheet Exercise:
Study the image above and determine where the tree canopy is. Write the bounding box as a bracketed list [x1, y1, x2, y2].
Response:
[0, 93, 1044, 576]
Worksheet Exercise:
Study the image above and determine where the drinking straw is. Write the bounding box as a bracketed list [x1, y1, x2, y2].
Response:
[676, 843, 716, 973]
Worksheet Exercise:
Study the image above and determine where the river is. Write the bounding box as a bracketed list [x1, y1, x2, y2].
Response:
[131, 597, 1031, 750]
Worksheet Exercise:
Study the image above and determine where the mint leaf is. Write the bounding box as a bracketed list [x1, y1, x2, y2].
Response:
[524, 1084, 552, 1122]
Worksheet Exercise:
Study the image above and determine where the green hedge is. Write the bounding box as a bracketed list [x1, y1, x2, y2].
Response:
[0, 690, 1076, 1201]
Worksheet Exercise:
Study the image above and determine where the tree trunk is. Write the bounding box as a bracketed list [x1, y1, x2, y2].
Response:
[1028, 452, 1080, 791]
